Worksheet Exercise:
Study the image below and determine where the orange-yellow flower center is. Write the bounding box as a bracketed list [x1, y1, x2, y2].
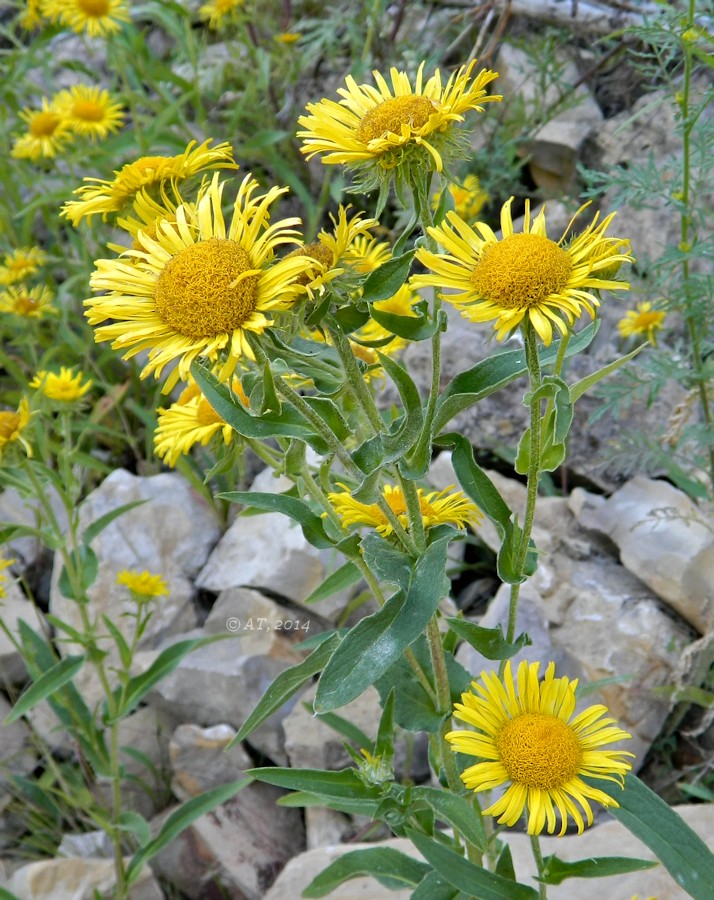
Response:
[356, 95, 437, 144]
[154, 238, 258, 339]
[15, 295, 39, 315]
[72, 100, 105, 122]
[196, 397, 224, 426]
[471, 233, 572, 310]
[286, 241, 333, 285]
[0, 412, 20, 440]
[29, 112, 62, 138]
[497, 713, 582, 790]
[633, 311, 664, 330]
[78, 0, 110, 16]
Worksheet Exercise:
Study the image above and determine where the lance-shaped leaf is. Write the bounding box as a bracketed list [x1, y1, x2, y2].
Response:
[368, 301, 438, 342]
[3, 654, 85, 724]
[314, 535, 452, 712]
[218, 490, 334, 549]
[539, 854, 657, 886]
[569, 341, 646, 402]
[303, 848, 430, 897]
[248, 767, 382, 815]
[445, 618, 531, 661]
[361, 250, 415, 303]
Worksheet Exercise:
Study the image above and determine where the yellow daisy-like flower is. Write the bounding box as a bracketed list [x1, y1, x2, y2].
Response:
[447, 660, 634, 836]
[53, 85, 125, 140]
[154, 377, 247, 466]
[327, 482, 482, 536]
[0, 398, 32, 459]
[116, 568, 168, 598]
[43, 0, 130, 37]
[0, 246, 47, 285]
[298, 60, 501, 176]
[433, 174, 488, 222]
[199, 0, 243, 29]
[61, 139, 237, 225]
[114, 185, 184, 248]
[618, 301, 666, 346]
[0, 285, 57, 318]
[286, 206, 378, 298]
[412, 197, 634, 346]
[19, 0, 44, 29]
[86, 173, 315, 392]
[11, 99, 73, 160]
[30, 367, 93, 402]
[275, 31, 300, 44]
[353, 284, 419, 354]
[343, 234, 392, 274]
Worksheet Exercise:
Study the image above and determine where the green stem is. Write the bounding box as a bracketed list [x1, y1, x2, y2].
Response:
[503, 323, 543, 652]
[530, 833, 548, 900]
[326, 322, 385, 434]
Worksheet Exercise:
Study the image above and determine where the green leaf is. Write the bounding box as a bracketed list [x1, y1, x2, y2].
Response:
[374, 689, 395, 764]
[231, 634, 341, 745]
[495, 844, 516, 881]
[445, 618, 531, 661]
[81, 500, 147, 545]
[248, 767, 381, 811]
[405, 830, 539, 900]
[303, 561, 361, 605]
[411, 786, 488, 852]
[303, 848, 430, 897]
[311, 708, 373, 751]
[125, 778, 249, 885]
[315, 536, 451, 712]
[361, 250, 415, 303]
[218, 491, 334, 549]
[111, 633, 231, 721]
[368, 301, 438, 342]
[600, 774, 714, 900]
[116, 811, 152, 847]
[411, 871, 463, 900]
[101, 615, 133, 670]
[569, 342, 646, 402]
[540, 854, 657, 886]
[3, 655, 85, 723]
[57, 546, 98, 601]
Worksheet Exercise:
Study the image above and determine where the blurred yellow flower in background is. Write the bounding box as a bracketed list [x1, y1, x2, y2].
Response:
[54, 85, 125, 140]
[618, 301, 666, 345]
[12, 99, 73, 160]
[30, 367, 93, 402]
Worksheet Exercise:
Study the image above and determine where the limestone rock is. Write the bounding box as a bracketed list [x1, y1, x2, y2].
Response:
[0, 696, 38, 788]
[168, 722, 253, 801]
[263, 837, 424, 899]
[0, 485, 67, 570]
[0, 581, 46, 684]
[151, 782, 304, 899]
[50, 469, 222, 655]
[571, 476, 714, 633]
[9, 857, 162, 900]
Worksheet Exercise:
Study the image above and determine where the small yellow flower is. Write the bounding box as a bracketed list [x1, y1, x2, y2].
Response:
[0, 557, 16, 600]
[30, 367, 93, 402]
[343, 234, 392, 274]
[0, 247, 47, 285]
[618, 302, 666, 346]
[11, 99, 73, 160]
[447, 660, 634, 836]
[432, 174, 488, 222]
[0, 285, 56, 318]
[116, 568, 168, 598]
[327, 482, 482, 536]
[53, 85, 125, 141]
[85, 173, 314, 392]
[298, 60, 500, 179]
[19, 0, 44, 29]
[61, 139, 237, 225]
[154, 377, 246, 466]
[412, 197, 634, 346]
[0, 398, 32, 459]
[274, 32, 301, 44]
[198, 0, 243, 29]
[42, 0, 130, 37]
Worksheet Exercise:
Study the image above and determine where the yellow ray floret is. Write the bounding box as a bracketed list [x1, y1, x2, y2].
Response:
[447, 660, 634, 836]
[53, 85, 125, 140]
[85, 173, 316, 392]
[0, 246, 47, 285]
[298, 60, 500, 173]
[12, 98, 73, 160]
[0, 398, 32, 459]
[618, 301, 666, 346]
[0, 285, 56, 318]
[412, 197, 634, 345]
[41, 0, 131, 37]
[30, 367, 93, 402]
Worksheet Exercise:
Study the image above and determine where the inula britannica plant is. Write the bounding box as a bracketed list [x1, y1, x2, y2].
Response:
[3, 3, 714, 897]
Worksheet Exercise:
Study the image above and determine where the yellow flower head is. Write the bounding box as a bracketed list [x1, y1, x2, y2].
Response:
[327, 482, 482, 536]
[19, 0, 45, 29]
[0, 557, 16, 599]
[199, 0, 243, 29]
[30, 367, 93, 402]
[53, 85, 125, 140]
[447, 660, 634, 836]
[412, 198, 634, 346]
[114, 184, 185, 247]
[0, 285, 56, 318]
[0, 247, 47, 285]
[85, 173, 315, 392]
[285, 206, 378, 297]
[154, 376, 246, 466]
[298, 60, 500, 182]
[12, 98, 73, 160]
[116, 568, 168, 598]
[343, 234, 392, 274]
[618, 302, 666, 346]
[61, 139, 237, 225]
[432, 174, 488, 222]
[0, 398, 32, 459]
[275, 31, 301, 44]
[42, 0, 130, 37]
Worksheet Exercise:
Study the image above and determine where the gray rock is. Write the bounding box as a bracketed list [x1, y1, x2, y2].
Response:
[168, 722, 253, 801]
[9, 857, 162, 900]
[571, 476, 714, 633]
[0, 485, 67, 569]
[0, 582, 46, 684]
[151, 783, 305, 900]
[0, 696, 38, 788]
